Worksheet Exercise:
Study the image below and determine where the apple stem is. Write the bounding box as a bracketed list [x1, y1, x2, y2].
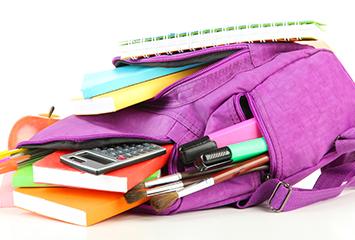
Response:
[48, 106, 55, 118]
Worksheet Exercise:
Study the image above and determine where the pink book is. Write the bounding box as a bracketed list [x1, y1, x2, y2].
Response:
[209, 118, 262, 147]
[0, 172, 14, 208]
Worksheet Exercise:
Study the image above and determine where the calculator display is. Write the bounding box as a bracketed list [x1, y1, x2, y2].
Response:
[60, 143, 166, 175]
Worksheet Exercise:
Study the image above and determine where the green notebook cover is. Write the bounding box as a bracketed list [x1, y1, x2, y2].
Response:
[144, 170, 161, 182]
[12, 165, 160, 188]
[12, 164, 50, 188]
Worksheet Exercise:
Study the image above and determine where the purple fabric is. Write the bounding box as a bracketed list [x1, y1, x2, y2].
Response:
[19, 43, 355, 213]
[238, 130, 355, 211]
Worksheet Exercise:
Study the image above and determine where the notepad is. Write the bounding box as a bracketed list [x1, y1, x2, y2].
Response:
[118, 20, 324, 59]
[82, 63, 200, 99]
[73, 66, 203, 115]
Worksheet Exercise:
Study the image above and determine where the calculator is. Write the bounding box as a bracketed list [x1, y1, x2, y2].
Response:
[60, 143, 166, 175]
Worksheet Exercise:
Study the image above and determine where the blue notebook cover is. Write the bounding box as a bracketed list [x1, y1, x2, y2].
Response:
[82, 64, 199, 99]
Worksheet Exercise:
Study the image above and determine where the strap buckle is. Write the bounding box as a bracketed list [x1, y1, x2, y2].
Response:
[268, 181, 292, 212]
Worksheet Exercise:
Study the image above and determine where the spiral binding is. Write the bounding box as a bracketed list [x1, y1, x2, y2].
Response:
[118, 20, 322, 60]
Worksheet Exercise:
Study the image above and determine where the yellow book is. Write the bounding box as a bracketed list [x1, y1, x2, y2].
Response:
[72, 66, 203, 115]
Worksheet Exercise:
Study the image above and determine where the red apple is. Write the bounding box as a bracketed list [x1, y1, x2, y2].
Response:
[8, 107, 60, 149]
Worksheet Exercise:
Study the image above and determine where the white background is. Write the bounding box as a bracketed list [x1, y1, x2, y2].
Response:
[0, 0, 355, 239]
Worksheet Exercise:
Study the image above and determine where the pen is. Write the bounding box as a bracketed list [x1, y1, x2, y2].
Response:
[179, 118, 262, 165]
[194, 137, 268, 171]
[0, 148, 26, 159]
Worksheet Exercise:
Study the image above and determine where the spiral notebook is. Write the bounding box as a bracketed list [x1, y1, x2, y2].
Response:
[118, 20, 324, 59]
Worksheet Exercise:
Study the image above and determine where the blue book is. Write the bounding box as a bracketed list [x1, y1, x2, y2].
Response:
[82, 64, 200, 99]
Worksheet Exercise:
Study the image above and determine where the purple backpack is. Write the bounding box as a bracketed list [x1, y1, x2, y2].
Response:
[19, 43, 355, 214]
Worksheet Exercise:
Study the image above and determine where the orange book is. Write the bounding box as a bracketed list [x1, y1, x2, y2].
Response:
[13, 187, 147, 226]
[33, 145, 172, 192]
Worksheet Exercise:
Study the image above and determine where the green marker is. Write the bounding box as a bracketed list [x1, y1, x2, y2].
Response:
[195, 137, 268, 170]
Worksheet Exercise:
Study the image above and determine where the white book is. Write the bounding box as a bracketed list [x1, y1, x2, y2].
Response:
[117, 20, 324, 59]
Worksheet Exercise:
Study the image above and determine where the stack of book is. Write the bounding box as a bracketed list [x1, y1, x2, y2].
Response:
[12, 147, 172, 226]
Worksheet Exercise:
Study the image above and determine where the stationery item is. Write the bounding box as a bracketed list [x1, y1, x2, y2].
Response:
[117, 20, 324, 59]
[0, 172, 15, 208]
[132, 151, 264, 192]
[13, 187, 147, 226]
[12, 164, 51, 188]
[151, 154, 270, 212]
[0, 148, 26, 159]
[125, 165, 269, 203]
[82, 63, 200, 99]
[125, 177, 198, 204]
[194, 137, 268, 171]
[60, 143, 166, 175]
[72, 66, 203, 115]
[144, 169, 161, 182]
[33, 145, 172, 192]
[0, 149, 53, 174]
[179, 118, 262, 165]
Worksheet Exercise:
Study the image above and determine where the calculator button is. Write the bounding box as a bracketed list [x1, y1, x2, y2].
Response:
[117, 155, 126, 160]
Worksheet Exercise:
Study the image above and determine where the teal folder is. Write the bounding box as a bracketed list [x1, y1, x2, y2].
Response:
[82, 63, 199, 99]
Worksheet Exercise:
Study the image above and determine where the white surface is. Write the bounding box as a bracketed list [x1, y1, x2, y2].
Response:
[0, 0, 355, 239]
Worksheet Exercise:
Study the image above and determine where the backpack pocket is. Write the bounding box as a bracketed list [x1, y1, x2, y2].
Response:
[157, 93, 265, 215]
[244, 49, 355, 181]
[204, 94, 249, 134]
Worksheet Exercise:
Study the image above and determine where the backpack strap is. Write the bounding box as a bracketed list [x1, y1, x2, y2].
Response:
[242, 127, 355, 212]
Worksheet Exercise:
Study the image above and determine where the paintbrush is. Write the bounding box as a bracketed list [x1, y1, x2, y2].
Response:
[125, 164, 269, 203]
[125, 177, 199, 203]
[150, 153, 269, 212]
[130, 159, 256, 193]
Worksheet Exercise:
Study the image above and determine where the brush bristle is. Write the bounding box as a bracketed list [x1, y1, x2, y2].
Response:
[124, 189, 147, 204]
[150, 192, 179, 212]
[131, 182, 145, 192]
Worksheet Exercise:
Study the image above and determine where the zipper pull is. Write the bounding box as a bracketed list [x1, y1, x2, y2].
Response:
[262, 172, 271, 182]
